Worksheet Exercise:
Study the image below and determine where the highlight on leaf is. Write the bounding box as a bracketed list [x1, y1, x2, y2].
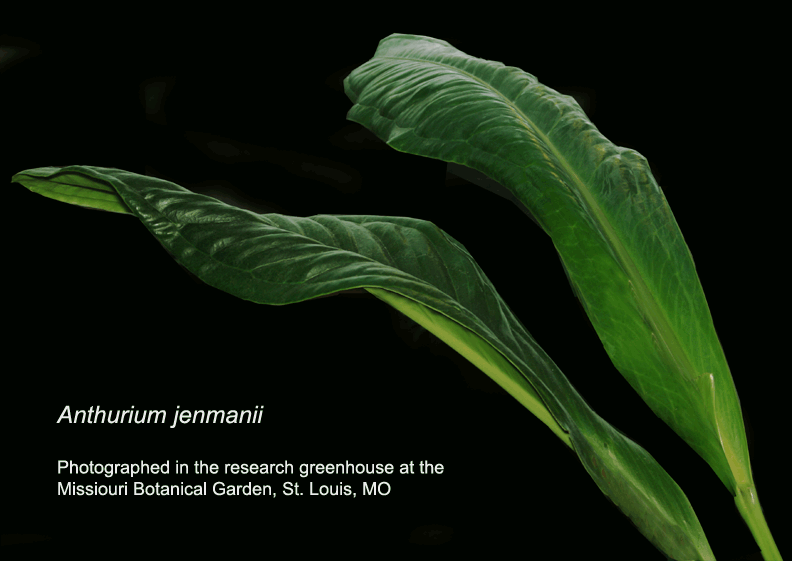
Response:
[343, 34, 781, 560]
[13, 164, 716, 560]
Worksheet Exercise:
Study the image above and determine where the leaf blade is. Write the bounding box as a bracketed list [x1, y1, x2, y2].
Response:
[14, 165, 716, 560]
[343, 33, 749, 495]
[12, 166, 131, 214]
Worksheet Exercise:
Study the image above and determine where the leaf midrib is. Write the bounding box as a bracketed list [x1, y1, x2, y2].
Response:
[375, 54, 704, 407]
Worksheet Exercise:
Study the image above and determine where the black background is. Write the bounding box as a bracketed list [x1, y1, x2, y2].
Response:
[1, 15, 786, 561]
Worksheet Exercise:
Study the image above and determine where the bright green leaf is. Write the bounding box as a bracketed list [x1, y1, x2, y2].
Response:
[13, 166, 131, 214]
[343, 34, 781, 560]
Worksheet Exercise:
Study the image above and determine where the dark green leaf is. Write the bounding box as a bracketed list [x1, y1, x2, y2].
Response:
[13, 165, 716, 560]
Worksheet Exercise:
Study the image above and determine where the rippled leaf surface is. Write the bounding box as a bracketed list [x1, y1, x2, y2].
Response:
[343, 33, 751, 496]
[14, 165, 715, 560]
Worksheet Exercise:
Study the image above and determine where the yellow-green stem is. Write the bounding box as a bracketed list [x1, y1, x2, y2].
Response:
[734, 484, 783, 560]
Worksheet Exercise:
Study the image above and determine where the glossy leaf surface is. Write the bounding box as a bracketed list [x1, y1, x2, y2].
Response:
[343, 34, 748, 494]
[14, 165, 715, 560]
